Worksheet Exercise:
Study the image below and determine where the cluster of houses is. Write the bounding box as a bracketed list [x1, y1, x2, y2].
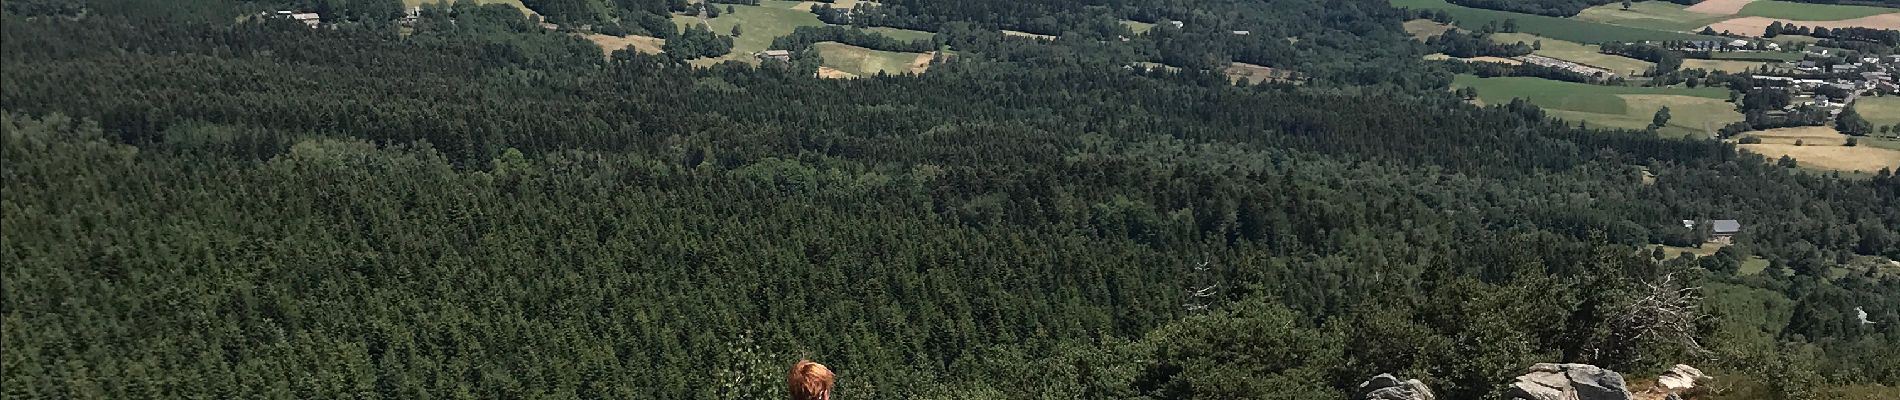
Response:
[1675, 39, 1783, 52]
[1749, 54, 1900, 114]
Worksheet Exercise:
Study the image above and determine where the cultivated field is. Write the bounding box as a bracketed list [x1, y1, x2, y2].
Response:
[1682, 58, 1772, 73]
[1453, 75, 1739, 137]
[1390, 0, 1711, 42]
[1854, 96, 1900, 128]
[1741, 143, 1900, 173]
[671, 0, 827, 65]
[1741, 126, 1853, 145]
[1738, 0, 1897, 20]
[1491, 33, 1654, 76]
[1704, 14, 1900, 36]
[813, 42, 931, 77]
[1575, 1, 1730, 32]
[1403, 19, 1455, 40]
[1685, 0, 1754, 15]
[583, 34, 664, 56]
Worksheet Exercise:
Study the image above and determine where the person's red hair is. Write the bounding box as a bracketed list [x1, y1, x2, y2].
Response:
[787, 360, 835, 400]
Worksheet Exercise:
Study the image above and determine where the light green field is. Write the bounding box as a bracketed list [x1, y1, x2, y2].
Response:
[813, 41, 926, 76]
[1390, 0, 1712, 42]
[1121, 20, 1156, 34]
[1708, 51, 1805, 61]
[1574, 1, 1730, 32]
[1854, 96, 1900, 128]
[1491, 32, 1654, 76]
[1454, 75, 1739, 137]
[864, 26, 936, 42]
[1739, 257, 1772, 276]
[671, 0, 826, 65]
[1740, 0, 1898, 21]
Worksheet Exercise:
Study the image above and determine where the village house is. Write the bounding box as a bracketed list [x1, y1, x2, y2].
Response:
[274, 10, 321, 28]
[1683, 219, 1743, 244]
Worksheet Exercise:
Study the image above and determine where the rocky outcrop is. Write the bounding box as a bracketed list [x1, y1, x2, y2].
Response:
[1504, 363, 1632, 400]
[1356, 373, 1435, 400]
[1653, 364, 1707, 393]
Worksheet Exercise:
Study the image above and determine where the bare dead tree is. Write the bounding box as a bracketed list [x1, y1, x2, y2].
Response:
[1609, 272, 1710, 364]
[1183, 261, 1219, 314]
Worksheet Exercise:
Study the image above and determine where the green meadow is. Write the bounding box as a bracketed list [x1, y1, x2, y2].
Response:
[864, 26, 937, 42]
[813, 42, 926, 76]
[1453, 75, 1740, 138]
[1739, 0, 1898, 21]
[1121, 20, 1156, 34]
[1856, 96, 1900, 128]
[671, 0, 826, 65]
[1574, 1, 1729, 32]
[1390, 0, 1712, 42]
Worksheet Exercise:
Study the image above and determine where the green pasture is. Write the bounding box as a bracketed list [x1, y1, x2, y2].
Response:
[1453, 75, 1739, 137]
[671, 0, 826, 65]
[1391, 0, 1713, 43]
[1739, 0, 1898, 21]
[1574, 1, 1729, 32]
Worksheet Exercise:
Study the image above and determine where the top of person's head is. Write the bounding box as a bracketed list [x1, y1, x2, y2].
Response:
[787, 360, 835, 400]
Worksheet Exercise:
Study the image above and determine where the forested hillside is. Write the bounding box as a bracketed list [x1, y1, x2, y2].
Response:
[3, 0, 1898, 399]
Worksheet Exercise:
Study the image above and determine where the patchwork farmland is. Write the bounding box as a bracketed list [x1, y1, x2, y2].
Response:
[1453, 75, 1741, 138]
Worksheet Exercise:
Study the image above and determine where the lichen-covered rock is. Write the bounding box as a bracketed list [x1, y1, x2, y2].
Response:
[1503, 363, 1632, 400]
[1356, 373, 1435, 400]
[1654, 364, 1707, 393]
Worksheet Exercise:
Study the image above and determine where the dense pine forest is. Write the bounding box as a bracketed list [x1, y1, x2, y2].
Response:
[3, 0, 1898, 399]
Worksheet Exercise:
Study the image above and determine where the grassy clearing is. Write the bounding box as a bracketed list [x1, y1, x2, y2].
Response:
[1403, 19, 1455, 40]
[1657, 244, 1725, 258]
[1492, 32, 1654, 76]
[813, 41, 928, 77]
[671, 0, 826, 65]
[1739, 0, 1897, 21]
[582, 34, 665, 56]
[1224, 62, 1298, 84]
[1738, 257, 1772, 275]
[1122, 20, 1156, 34]
[1453, 75, 1738, 137]
[1575, 1, 1730, 32]
[864, 26, 936, 42]
[1002, 30, 1057, 40]
[1391, 0, 1711, 42]
[1854, 96, 1900, 128]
